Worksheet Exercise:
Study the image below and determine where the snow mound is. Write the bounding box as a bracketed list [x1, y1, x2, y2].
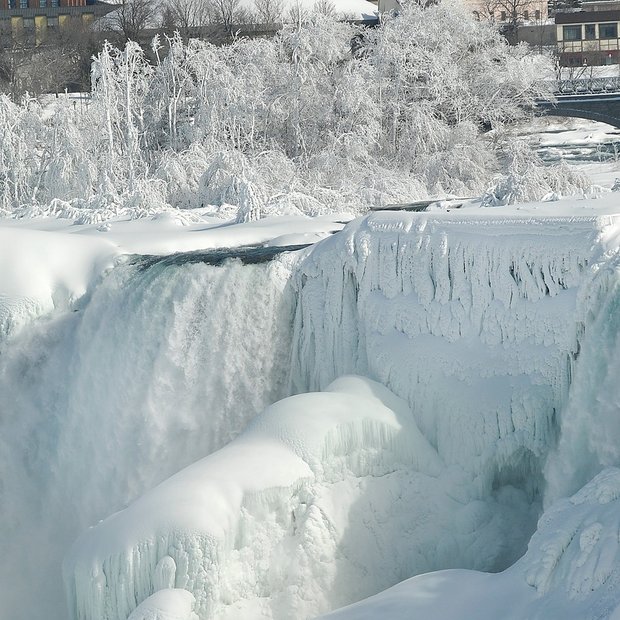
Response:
[128, 589, 198, 620]
[323, 467, 620, 620]
[64, 376, 534, 620]
[0, 227, 118, 338]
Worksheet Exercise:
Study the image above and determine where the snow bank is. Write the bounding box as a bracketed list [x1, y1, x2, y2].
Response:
[322, 467, 620, 620]
[0, 227, 118, 337]
[291, 206, 620, 495]
[63, 376, 534, 620]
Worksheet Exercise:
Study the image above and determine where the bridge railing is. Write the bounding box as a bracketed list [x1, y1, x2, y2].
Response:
[554, 77, 620, 94]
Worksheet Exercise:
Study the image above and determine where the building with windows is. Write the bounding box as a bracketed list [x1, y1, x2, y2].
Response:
[556, 9, 620, 64]
[0, 0, 115, 46]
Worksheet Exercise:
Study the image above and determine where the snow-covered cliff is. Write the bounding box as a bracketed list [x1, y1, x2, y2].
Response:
[291, 210, 618, 492]
[60, 206, 620, 620]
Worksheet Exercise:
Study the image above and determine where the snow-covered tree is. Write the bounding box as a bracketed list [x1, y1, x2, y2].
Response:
[0, 2, 585, 220]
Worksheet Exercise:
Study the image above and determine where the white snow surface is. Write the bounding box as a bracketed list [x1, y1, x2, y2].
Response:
[0, 213, 346, 338]
[128, 589, 198, 620]
[64, 376, 535, 620]
[4, 194, 620, 620]
[0, 226, 118, 336]
[59, 197, 620, 620]
[323, 467, 620, 620]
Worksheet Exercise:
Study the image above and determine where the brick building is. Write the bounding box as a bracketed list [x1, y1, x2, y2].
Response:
[0, 0, 116, 46]
[556, 7, 620, 65]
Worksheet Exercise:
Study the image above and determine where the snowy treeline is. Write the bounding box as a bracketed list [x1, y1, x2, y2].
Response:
[0, 1, 588, 222]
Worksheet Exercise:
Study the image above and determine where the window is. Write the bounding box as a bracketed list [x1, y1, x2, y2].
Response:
[600, 23, 618, 39]
[535, 9, 540, 19]
[19, 0, 27, 7]
[50, 0, 58, 6]
[40, 0, 47, 7]
[524, 10, 529, 20]
[501, 10, 506, 20]
[585, 24, 596, 39]
[563, 25, 582, 41]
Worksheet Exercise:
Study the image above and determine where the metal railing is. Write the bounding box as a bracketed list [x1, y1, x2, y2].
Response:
[554, 76, 620, 94]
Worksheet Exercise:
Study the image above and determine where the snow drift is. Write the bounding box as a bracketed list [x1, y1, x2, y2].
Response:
[0, 226, 118, 337]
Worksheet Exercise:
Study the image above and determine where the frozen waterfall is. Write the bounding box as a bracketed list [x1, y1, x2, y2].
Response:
[0, 249, 299, 620]
[62, 210, 620, 620]
[291, 212, 616, 495]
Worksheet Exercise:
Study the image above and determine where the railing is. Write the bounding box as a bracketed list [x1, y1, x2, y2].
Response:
[554, 76, 620, 94]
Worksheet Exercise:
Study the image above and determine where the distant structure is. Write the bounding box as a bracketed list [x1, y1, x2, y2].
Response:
[377, 0, 553, 47]
[556, 5, 620, 65]
[378, 0, 548, 23]
[536, 82, 620, 127]
[0, 0, 115, 46]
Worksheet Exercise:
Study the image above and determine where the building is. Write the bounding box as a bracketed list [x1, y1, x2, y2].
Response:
[0, 0, 116, 47]
[556, 9, 620, 64]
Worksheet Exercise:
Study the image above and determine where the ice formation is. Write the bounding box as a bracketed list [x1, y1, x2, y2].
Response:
[291, 210, 619, 494]
[323, 467, 620, 620]
[64, 376, 535, 620]
[545, 251, 620, 504]
[62, 207, 620, 619]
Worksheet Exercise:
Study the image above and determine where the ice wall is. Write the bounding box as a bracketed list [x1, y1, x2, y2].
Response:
[545, 253, 620, 504]
[322, 467, 620, 620]
[64, 377, 535, 620]
[291, 212, 619, 494]
[0, 250, 298, 620]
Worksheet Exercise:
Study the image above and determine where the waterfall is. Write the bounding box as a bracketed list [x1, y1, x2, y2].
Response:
[0, 249, 299, 620]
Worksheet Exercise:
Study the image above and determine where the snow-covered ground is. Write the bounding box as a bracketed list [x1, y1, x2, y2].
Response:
[2, 118, 620, 620]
